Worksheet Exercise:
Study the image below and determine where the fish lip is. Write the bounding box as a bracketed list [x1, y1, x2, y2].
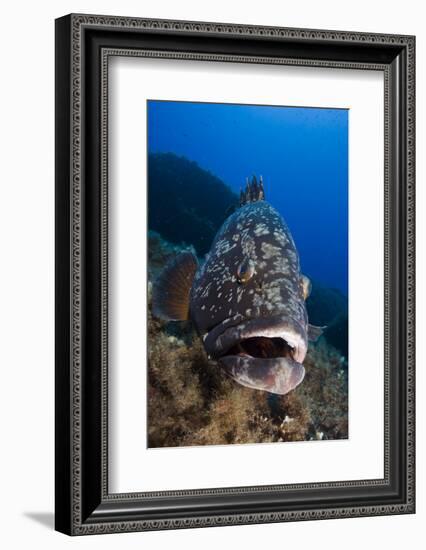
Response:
[204, 315, 308, 364]
[218, 354, 305, 395]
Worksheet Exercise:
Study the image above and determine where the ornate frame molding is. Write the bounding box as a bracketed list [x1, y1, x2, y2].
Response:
[55, 14, 415, 536]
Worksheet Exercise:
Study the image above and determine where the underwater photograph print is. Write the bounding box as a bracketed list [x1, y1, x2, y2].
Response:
[147, 100, 348, 448]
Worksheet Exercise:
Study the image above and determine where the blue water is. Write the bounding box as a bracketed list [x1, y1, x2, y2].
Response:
[147, 100, 348, 296]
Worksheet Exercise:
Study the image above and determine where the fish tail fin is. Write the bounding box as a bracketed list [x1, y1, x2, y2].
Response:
[152, 251, 198, 321]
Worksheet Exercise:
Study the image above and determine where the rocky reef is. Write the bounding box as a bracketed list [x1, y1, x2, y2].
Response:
[148, 153, 239, 256]
[147, 232, 348, 448]
[306, 282, 348, 359]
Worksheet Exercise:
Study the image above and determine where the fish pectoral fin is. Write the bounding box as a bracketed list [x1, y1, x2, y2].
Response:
[308, 323, 326, 342]
[152, 251, 198, 321]
[301, 274, 312, 300]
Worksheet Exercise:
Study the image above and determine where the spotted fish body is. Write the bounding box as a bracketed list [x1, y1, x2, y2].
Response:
[153, 177, 320, 395]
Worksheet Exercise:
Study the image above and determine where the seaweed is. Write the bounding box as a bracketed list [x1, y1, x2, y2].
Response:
[147, 234, 348, 448]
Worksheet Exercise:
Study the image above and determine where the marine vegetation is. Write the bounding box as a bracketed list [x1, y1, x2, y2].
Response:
[147, 231, 348, 448]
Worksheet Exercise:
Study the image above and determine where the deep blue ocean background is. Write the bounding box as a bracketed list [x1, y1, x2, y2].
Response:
[147, 100, 348, 296]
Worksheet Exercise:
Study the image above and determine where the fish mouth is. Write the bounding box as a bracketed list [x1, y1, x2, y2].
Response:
[225, 335, 297, 360]
[205, 317, 307, 395]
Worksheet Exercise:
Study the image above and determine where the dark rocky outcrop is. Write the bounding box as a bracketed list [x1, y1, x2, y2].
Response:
[148, 153, 238, 256]
[306, 282, 348, 359]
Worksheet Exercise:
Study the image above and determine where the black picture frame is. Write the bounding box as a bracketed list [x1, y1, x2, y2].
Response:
[55, 13, 415, 535]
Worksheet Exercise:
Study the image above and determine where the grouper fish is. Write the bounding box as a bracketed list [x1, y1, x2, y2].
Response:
[152, 176, 323, 395]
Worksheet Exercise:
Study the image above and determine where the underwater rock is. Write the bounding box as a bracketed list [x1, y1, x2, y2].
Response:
[323, 312, 349, 360]
[147, 233, 348, 448]
[306, 282, 347, 326]
[148, 230, 194, 281]
[306, 281, 348, 359]
[148, 152, 239, 256]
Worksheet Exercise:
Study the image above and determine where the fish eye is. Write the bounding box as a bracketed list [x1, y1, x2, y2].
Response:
[237, 258, 255, 284]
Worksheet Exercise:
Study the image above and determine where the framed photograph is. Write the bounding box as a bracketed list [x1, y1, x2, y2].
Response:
[55, 14, 415, 535]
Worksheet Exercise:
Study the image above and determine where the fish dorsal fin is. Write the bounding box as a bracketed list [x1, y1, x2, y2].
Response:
[152, 251, 198, 321]
[240, 175, 265, 206]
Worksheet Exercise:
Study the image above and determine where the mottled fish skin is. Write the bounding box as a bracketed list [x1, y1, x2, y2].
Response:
[191, 201, 306, 333]
[189, 196, 309, 395]
[152, 176, 312, 395]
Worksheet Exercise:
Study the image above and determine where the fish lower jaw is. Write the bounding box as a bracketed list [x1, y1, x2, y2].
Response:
[218, 354, 305, 395]
[215, 327, 307, 395]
